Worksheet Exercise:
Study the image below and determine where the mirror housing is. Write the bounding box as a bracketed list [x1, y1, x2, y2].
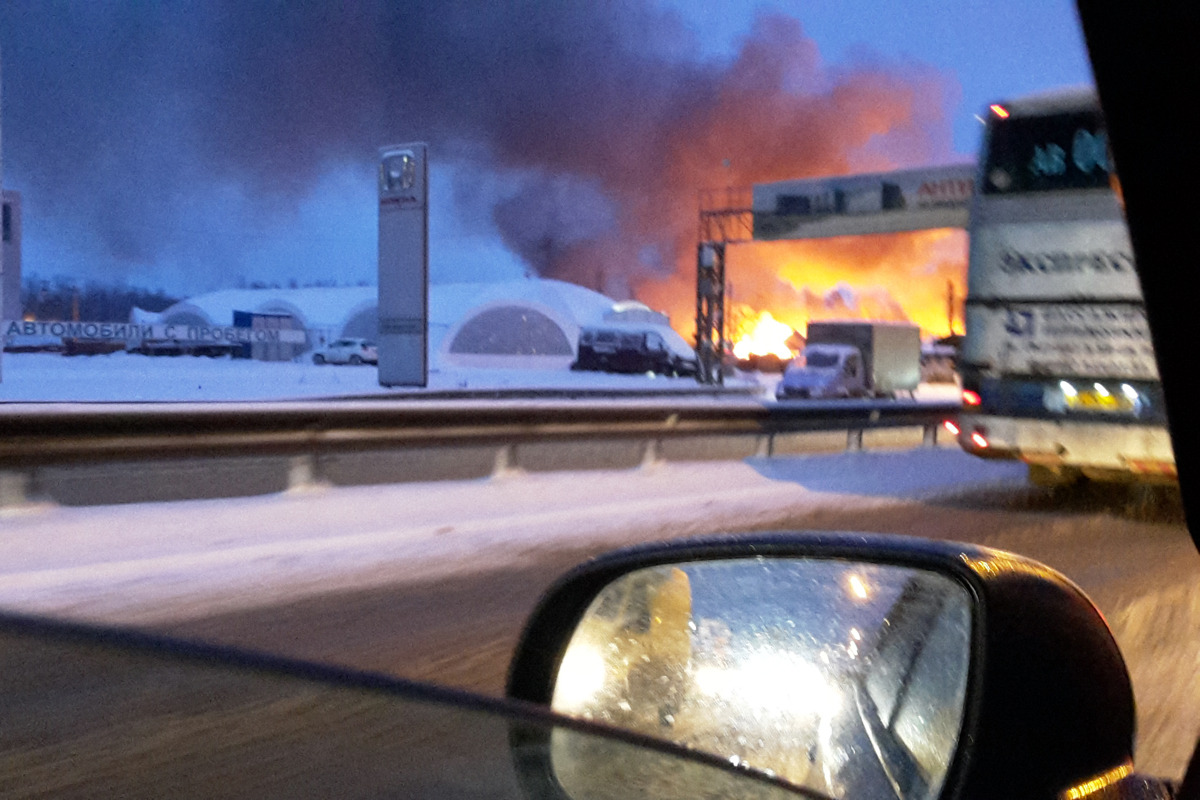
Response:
[507, 532, 1135, 800]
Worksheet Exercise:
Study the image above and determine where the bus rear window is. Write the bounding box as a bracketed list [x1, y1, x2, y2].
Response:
[983, 110, 1112, 194]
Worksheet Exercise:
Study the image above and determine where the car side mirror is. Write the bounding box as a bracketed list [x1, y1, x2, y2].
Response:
[508, 533, 1140, 800]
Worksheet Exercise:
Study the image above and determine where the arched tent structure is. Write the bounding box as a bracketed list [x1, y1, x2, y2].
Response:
[155, 288, 378, 355]
[153, 279, 682, 370]
[154, 304, 211, 330]
[432, 279, 615, 370]
[340, 302, 379, 340]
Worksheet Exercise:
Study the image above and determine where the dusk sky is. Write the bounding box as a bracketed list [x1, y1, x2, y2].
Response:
[0, 1, 1093, 317]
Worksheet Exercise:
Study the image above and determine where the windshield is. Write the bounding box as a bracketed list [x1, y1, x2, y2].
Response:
[801, 350, 842, 369]
[1, 0, 1197, 791]
[983, 108, 1111, 195]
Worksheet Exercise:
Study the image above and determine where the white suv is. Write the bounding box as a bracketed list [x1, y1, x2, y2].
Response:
[312, 338, 378, 365]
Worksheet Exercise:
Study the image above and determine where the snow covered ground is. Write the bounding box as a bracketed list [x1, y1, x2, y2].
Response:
[0, 349, 967, 623]
[0, 350, 961, 402]
[0, 351, 706, 401]
[0, 448, 1023, 625]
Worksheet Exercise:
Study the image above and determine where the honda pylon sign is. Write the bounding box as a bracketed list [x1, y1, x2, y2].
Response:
[377, 143, 429, 387]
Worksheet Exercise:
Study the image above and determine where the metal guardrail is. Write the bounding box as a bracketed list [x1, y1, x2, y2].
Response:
[0, 396, 961, 507]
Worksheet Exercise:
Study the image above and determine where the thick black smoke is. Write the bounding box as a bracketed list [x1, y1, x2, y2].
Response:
[0, 2, 952, 299]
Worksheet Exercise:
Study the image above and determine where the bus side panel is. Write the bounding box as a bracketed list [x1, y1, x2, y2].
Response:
[962, 303, 1158, 381]
[967, 216, 1142, 301]
[957, 413, 1176, 481]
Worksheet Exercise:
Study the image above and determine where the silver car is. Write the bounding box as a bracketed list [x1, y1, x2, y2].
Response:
[312, 338, 378, 365]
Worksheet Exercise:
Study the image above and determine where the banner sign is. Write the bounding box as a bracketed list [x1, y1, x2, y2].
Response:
[967, 219, 1141, 300]
[4, 319, 307, 345]
[962, 302, 1158, 380]
[752, 164, 974, 240]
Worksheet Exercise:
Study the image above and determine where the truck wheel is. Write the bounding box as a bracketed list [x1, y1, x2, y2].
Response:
[312, 354, 326, 365]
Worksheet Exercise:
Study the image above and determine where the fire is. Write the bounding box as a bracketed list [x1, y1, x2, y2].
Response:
[761, 230, 967, 336]
[732, 311, 796, 360]
[638, 228, 967, 344]
[483, 12, 970, 347]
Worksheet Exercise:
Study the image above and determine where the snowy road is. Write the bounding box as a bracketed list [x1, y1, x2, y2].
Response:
[2, 447, 1198, 777]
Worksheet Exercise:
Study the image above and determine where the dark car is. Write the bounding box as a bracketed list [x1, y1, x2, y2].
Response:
[573, 327, 698, 378]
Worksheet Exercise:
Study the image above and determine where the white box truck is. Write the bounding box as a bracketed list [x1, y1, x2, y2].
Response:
[776, 321, 921, 400]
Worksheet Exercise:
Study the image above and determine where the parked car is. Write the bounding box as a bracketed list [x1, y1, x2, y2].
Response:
[312, 338, 378, 366]
[573, 327, 698, 378]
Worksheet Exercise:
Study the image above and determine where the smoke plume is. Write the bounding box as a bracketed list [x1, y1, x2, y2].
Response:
[0, 2, 959, 322]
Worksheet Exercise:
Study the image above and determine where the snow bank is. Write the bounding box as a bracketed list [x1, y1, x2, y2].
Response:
[0, 350, 960, 403]
[0, 351, 720, 402]
[0, 450, 1024, 624]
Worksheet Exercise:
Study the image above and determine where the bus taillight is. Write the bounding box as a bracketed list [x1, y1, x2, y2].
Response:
[989, 104, 1010, 118]
[962, 389, 982, 406]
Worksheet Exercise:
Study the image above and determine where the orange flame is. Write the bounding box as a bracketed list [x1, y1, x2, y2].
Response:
[638, 229, 967, 344]
[732, 311, 796, 360]
[493, 14, 967, 351]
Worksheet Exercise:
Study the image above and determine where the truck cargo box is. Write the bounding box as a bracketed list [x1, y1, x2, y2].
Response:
[804, 321, 921, 396]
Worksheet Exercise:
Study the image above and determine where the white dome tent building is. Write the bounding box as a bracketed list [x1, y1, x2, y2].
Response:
[152, 287, 377, 361]
[149, 279, 694, 375]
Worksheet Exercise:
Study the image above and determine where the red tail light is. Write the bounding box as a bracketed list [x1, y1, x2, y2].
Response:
[990, 104, 1010, 119]
[943, 420, 961, 436]
[970, 432, 989, 449]
[962, 390, 982, 406]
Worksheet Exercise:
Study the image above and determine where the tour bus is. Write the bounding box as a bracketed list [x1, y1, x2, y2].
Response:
[956, 88, 1175, 485]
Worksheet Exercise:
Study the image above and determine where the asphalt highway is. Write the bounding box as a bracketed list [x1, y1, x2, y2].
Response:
[156, 475, 1199, 779]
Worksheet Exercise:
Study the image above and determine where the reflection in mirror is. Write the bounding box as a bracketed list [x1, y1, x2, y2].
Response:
[550, 558, 972, 800]
[548, 726, 813, 800]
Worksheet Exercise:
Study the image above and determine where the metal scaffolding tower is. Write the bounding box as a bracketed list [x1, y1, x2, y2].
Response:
[695, 188, 753, 384]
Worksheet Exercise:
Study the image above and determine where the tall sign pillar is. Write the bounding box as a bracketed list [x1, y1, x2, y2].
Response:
[377, 143, 429, 387]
